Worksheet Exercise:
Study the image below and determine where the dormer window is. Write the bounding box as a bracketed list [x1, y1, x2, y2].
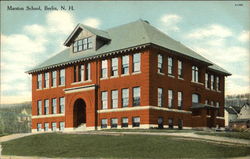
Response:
[73, 37, 93, 53]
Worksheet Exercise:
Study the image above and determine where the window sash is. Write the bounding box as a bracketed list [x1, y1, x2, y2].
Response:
[101, 119, 107, 128]
[132, 117, 140, 127]
[59, 69, 65, 85]
[122, 89, 129, 107]
[122, 56, 129, 74]
[52, 98, 57, 114]
[59, 122, 65, 131]
[168, 57, 173, 75]
[102, 92, 108, 109]
[133, 87, 140, 106]
[178, 92, 183, 107]
[59, 97, 65, 113]
[86, 63, 90, 80]
[133, 53, 140, 72]
[37, 100, 42, 115]
[44, 99, 49, 115]
[158, 88, 163, 107]
[168, 90, 173, 107]
[216, 77, 220, 91]
[111, 90, 118, 108]
[101, 60, 108, 78]
[178, 60, 183, 77]
[44, 123, 49, 131]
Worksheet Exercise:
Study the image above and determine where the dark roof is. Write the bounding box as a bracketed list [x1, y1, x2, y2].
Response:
[27, 19, 231, 75]
[231, 106, 242, 114]
[225, 107, 238, 115]
[191, 103, 219, 109]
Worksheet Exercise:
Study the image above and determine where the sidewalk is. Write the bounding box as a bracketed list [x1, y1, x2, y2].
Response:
[0, 133, 33, 143]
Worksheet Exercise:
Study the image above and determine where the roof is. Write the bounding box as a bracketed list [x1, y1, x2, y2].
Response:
[225, 107, 238, 115]
[191, 103, 219, 109]
[27, 19, 231, 75]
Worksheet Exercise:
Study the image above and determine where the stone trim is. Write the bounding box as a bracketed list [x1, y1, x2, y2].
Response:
[32, 114, 65, 119]
[216, 116, 225, 120]
[97, 106, 192, 114]
[64, 84, 96, 94]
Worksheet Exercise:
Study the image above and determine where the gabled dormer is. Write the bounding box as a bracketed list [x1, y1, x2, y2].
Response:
[64, 24, 111, 55]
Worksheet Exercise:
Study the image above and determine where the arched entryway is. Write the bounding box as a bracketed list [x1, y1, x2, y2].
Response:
[73, 98, 86, 127]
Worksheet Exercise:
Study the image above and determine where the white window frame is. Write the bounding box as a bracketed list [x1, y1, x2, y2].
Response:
[111, 90, 118, 108]
[158, 54, 163, 73]
[178, 60, 183, 78]
[52, 98, 57, 114]
[205, 73, 209, 88]
[44, 123, 49, 131]
[168, 57, 173, 75]
[59, 69, 65, 85]
[52, 122, 57, 131]
[44, 72, 49, 88]
[44, 99, 49, 115]
[86, 63, 91, 81]
[168, 90, 173, 108]
[111, 118, 118, 128]
[59, 97, 65, 114]
[133, 87, 140, 106]
[132, 117, 140, 127]
[122, 55, 129, 75]
[102, 91, 108, 109]
[101, 60, 108, 78]
[192, 66, 199, 82]
[211, 75, 214, 90]
[122, 117, 128, 128]
[37, 74, 42, 89]
[59, 122, 65, 131]
[37, 123, 42, 132]
[122, 88, 129, 107]
[101, 119, 107, 128]
[111, 58, 118, 77]
[133, 53, 141, 73]
[178, 91, 183, 108]
[216, 76, 220, 91]
[158, 88, 163, 107]
[51, 71, 57, 87]
[37, 100, 42, 115]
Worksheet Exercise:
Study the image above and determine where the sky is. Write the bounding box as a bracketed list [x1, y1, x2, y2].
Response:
[0, 1, 249, 104]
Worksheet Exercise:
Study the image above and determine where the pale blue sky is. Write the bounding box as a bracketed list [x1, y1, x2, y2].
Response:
[1, 1, 249, 104]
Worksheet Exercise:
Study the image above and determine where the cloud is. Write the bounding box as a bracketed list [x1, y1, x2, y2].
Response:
[238, 30, 250, 43]
[82, 18, 101, 28]
[46, 11, 75, 34]
[160, 14, 182, 31]
[187, 24, 233, 39]
[225, 79, 250, 95]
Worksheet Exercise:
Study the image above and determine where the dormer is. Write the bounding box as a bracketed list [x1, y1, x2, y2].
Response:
[64, 24, 111, 55]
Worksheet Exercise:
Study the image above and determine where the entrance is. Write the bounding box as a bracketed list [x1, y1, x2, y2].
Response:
[73, 98, 86, 127]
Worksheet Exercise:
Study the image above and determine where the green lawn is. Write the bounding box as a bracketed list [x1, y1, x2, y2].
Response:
[0, 133, 9, 137]
[195, 131, 250, 140]
[101, 128, 196, 133]
[2, 133, 250, 158]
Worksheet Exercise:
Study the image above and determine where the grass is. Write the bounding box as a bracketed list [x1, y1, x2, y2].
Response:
[0, 133, 9, 137]
[2, 133, 250, 158]
[101, 128, 196, 133]
[195, 131, 250, 140]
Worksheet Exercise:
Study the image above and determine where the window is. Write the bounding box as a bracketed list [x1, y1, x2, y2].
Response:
[168, 90, 173, 108]
[59, 69, 65, 85]
[52, 98, 57, 114]
[168, 118, 173, 129]
[85, 63, 91, 80]
[178, 92, 183, 108]
[122, 55, 129, 75]
[205, 73, 209, 88]
[158, 117, 164, 129]
[133, 53, 141, 73]
[205, 100, 208, 105]
[44, 99, 49, 115]
[37, 100, 42, 115]
[158, 88, 163, 107]
[122, 117, 128, 128]
[178, 60, 183, 78]
[73, 66, 77, 82]
[216, 77, 220, 91]
[73, 37, 92, 53]
[78, 65, 84, 82]
[211, 101, 214, 106]
[122, 88, 129, 107]
[37, 74, 42, 89]
[178, 119, 183, 130]
[192, 94, 200, 104]
[132, 117, 140, 127]
[44, 123, 49, 131]
[59, 97, 65, 114]
[52, 122, 57, 131]
[111, 58, 118, 76]
[216, 102, 219, 108]
[168, 57, 173, 75]
[158, 54, 163, 73]
[59, 122, 65, 131]
[211, 75, 214, 90]
[101, 119, 107, 128]
[192, 66, 199, 82]
[133, 87, 140, 106]
[111, 90, 118, 108]
[111, 118, 118, 128]
[44, 72, 49, 88]
[51, 71, 57, 87]
[101, 60, 108, 78]
[102, 91, 108, 109]
[37, 123, 42, 132]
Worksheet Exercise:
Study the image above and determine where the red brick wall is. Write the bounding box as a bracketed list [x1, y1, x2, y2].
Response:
[31, 46, 226, 129]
